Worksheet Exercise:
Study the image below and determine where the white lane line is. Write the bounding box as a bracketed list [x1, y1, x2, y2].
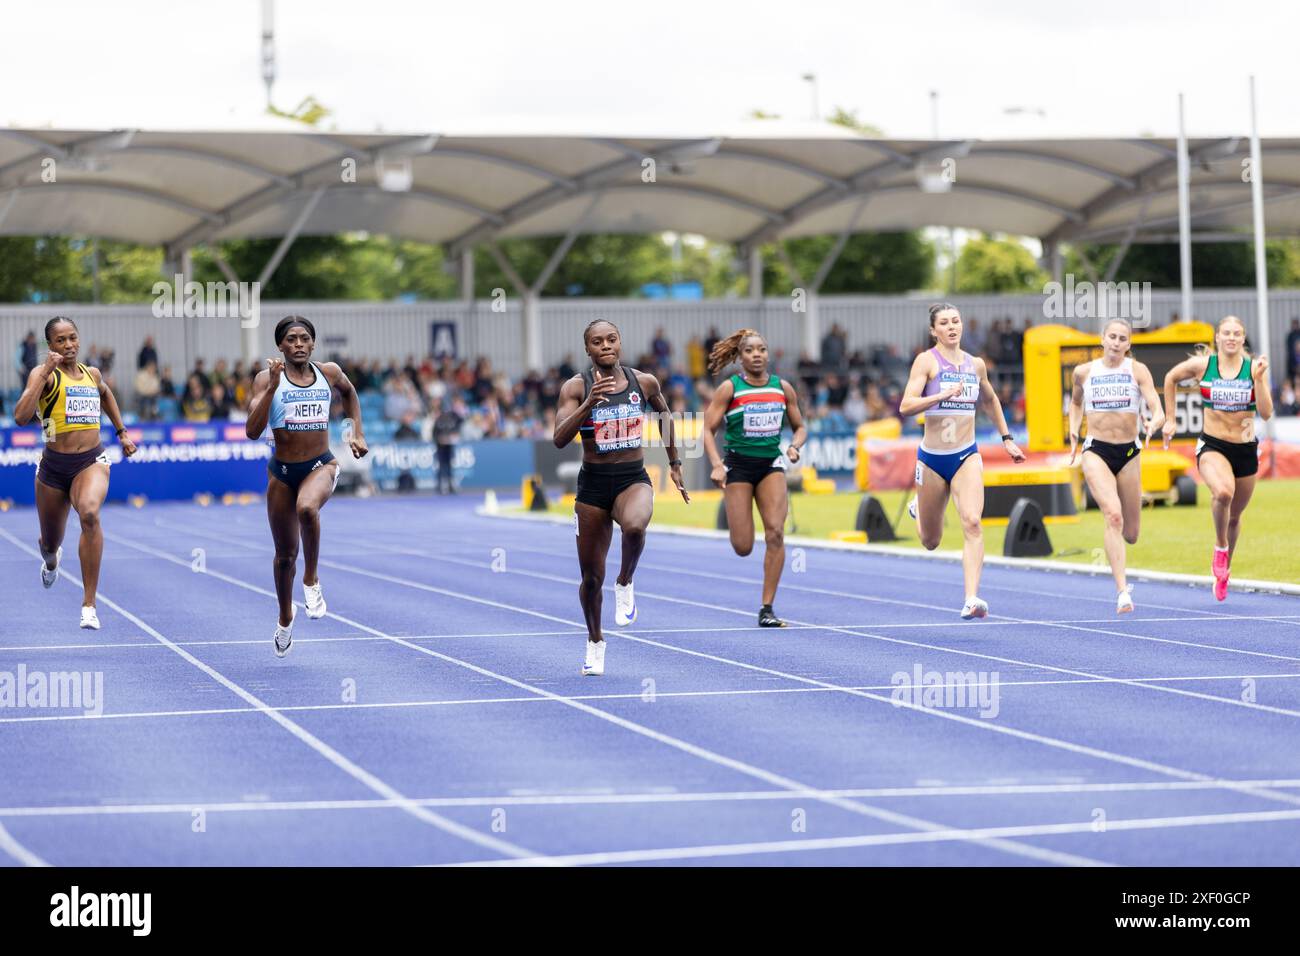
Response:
[205, 506, 1300, 662]
[444, 805, 1300, 866]
[0, 624, 872, 653]
[7, 672, 1300, 725]
[264, 538, 1300, 814]
[0, 820, 50, 867]
[8, 777, 1300, 819]
[442, 528, 1299, 620]
[0, 528, 537, 864]
[333, 539, 1300, 726]
[103, 525, 1108, 868]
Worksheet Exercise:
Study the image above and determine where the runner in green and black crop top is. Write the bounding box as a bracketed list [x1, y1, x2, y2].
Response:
[701, 328, 807, 628]
[1162, 315, 1274, 602]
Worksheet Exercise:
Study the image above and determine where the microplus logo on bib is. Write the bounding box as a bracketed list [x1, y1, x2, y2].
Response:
[50, 886, 151, 936]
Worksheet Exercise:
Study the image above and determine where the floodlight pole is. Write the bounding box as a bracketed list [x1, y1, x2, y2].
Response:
[1248, 75, 1275, 471]
[1177, 93, 1193, 324]
[262, 0, 276, 109]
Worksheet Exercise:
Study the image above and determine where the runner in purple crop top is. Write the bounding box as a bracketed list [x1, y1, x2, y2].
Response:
[899, 303, 1025, 619]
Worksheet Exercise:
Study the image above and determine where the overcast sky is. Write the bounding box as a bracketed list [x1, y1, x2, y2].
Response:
[5, 0, 1297, 138]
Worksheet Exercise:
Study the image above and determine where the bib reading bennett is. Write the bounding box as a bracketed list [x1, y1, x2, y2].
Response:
[725, 373, 787, 457]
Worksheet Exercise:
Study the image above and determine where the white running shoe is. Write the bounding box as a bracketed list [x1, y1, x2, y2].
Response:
[79, 606, 100, 630]
[960, 596, 989, 620]
[40, 545, 62, 589]
[582, 638, 606, 676]
[274, 606, 297, 658]
[304, 580, 326, 619]
[614, 581, 637, 626]
[1117, 589, 1134, 614]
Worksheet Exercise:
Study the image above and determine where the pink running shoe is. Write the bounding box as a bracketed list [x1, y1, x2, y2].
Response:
[1212, 548, 1230, 602]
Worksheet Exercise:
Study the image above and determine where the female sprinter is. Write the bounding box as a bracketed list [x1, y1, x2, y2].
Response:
[13, 317, 136, 629]
[700, 328, 807, 627]
[245, 317, 368, 657]
[1067, 318, 1165, 614]
[900, 303, 1025, 619]
[1161, 315, 1273, 600]
[553, 320, 689, 676]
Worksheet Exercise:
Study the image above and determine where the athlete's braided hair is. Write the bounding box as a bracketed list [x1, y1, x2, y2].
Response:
[708, 328, 763, 375]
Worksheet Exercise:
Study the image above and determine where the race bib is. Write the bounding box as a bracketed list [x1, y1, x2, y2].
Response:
[742, 403, 784, 437]
[936, 371, 979, 410]
[63, 385, 101, 426]
[591, 406, 644, 452]
[1209, 379, 1252, 411]
[284, 390, 331, 431]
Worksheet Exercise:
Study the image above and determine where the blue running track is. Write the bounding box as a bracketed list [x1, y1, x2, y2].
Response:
[2, 495, 1299, 866]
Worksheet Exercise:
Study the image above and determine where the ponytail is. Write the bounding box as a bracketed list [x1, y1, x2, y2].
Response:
[708, 328, 762, 375]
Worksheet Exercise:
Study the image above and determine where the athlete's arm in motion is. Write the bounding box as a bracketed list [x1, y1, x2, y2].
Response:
[552, 374, 616, 448]
[638, 371, 689, 502]
[781, 379, 808, 465]
[897, 352, 960, 417]
[244, 361, 283, 441]
[701, 379, 734, 487]
[90, 367, 137, 457]
[12, 352, 59, 426]
[1134, 361, 1166, 445]
[1253, 353, 1274, 420]
[320, 362, 368, 458]
[1160, 355, 1209, 448]
[1067, 365, 1087, 465]
[975, 357, 1024, 462]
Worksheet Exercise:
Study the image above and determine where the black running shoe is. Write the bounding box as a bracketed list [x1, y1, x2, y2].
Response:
[758, 605, 785, 628]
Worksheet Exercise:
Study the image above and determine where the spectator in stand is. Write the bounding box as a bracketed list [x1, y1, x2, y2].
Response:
[135, 361, 161, 420]
[182, 375, 212, 422]
[964, 318, 986, 358]
[191, 358, 209, 387]
[1287, 318, 1300, 381]
[704, 326, 721, 361]
[393, 411, 421, 441]
[18, 331, 39, 380]
[209, 380, 232, 419]
[138, 336, 158, 371]
[820, 323, 848, 373]
[865, 383, 889, 421]
[824, 372, 849, 410]
[844, 383, 867, 425]
[159, 365, 177, 399]
[1000, 319, 1020, 367]
[686, 336, 706, 379]
[652, 326, 672, 365]
[1277, 375, 1298, 416]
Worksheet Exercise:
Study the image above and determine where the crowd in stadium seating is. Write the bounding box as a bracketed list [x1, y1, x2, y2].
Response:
[9, 317, 1300, 432]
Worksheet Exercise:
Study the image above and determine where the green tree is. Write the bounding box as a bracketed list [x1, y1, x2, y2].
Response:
[955, 234, 1047, 293]
[1067, 240, 1300, 288]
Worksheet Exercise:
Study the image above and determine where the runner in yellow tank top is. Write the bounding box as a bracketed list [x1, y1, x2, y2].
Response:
[13, 317, 136, 629]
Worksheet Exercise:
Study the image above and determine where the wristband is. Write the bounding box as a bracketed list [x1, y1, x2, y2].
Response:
[116, 427, 128, 437]
[667, 458, 681, 467]
[1000, 433, 1012, 443]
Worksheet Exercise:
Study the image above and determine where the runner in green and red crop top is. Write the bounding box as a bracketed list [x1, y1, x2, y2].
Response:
[701, 328, 807, 628]
[1162, 315, 1274, 601]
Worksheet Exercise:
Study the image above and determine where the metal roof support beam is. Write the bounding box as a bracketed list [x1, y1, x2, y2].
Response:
[460, 249, 474, 308]
[0, 190, 16, 230]
[1103, 195, 1151, 283]
[208, 245, 242, 285]
[748, 246, 763, 302]
[256, 186, 326, 287]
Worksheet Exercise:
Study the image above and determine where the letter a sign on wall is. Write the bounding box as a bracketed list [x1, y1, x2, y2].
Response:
[430, 321, 458, 358]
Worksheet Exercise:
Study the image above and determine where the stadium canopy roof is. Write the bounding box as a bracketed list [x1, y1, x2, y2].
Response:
[3, 121, 1300, 264]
